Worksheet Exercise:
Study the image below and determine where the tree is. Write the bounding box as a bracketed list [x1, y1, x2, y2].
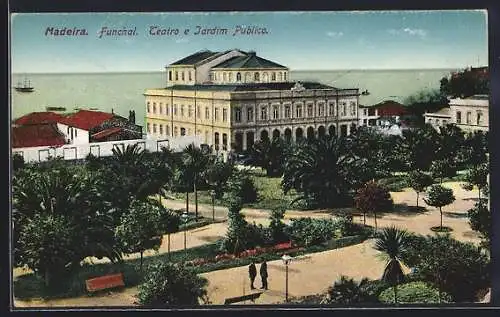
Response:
[397, 124, 440, 171]
[226, 170, 258, 204]
[204, 156, 234, 200]
[402, 233, 489, 302]
[406, 170, 434, 207]
[440, 68, 489, 98]
[251, 137, 286, 177]
[115, 200, 164, 273]
[354, 180, 393, 229]
[221, 195, 249, 254]
[137, 262, 209, 306]
[182, 143, 210, 219]
[268, 207, 288, 244]
[429, 159, 456, 184]
[373, 226, 410, 304]
[467, 200, 490, 249]
[459, 131, 488, 168]
[462, 163, 489, 201]
[156, 205, 181, 260]
[327, 276, 370, 304]
[436, 124, 465, 163]
[282, 135, 362, 209]
[16, 213, 75, 287]
[404, 89, 448, 125]
[424, 185, 455, 229]
[12, 153, 25, 172]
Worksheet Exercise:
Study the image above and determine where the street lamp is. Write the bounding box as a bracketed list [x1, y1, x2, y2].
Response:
[209, 189, 216, 221]
[282, 254, 292, 303]
[181, 211, 189, 253]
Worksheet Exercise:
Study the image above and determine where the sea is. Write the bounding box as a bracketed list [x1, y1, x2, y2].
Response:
[11, 69, 458, 127]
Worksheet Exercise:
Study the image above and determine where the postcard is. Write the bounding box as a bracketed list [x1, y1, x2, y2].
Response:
[10, 10, 491, 309]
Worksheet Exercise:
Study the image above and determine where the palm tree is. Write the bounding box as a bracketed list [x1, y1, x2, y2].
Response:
[282, 135, 361, 208]
[373, 226, 409, 304]
[182, 143, 210, 219]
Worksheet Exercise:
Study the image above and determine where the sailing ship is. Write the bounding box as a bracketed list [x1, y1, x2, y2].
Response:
[14, 76, 34, 93]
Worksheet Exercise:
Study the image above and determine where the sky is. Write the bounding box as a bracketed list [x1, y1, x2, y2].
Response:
[10, 10, 488, 73]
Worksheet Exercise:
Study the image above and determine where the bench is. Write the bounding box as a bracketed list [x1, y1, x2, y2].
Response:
[224, 292, 262, 304]
[85, 273, 125, 293]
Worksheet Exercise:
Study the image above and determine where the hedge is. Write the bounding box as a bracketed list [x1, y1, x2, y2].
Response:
[378, 281, 453, 304]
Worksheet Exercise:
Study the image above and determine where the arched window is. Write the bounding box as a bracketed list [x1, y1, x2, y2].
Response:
[236, 72, 241, 82]
[283, 72, 287, 81]
[223, 72, 227, 82]
[271, 72, 276, 81]
[254, 72, 260, 81]
[245, 72, 251, 82]
[228, 73, 233, 82]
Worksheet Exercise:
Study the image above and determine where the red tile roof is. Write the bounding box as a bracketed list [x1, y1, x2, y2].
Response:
[91, 127, 123, 140]
[372, 100, 409, 117]
[61, 110, 114, 131]
[14, 112, 65, 126]
[12, 124, 67, 148]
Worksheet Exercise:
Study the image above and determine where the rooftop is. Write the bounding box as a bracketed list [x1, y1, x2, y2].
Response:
[12, 124, 67, 148]
[169, 50, 220, 66]
[91, 127, 123, 140]
[14, 111, 65, 126]
[61, 110, 114, 130]
[212, 53, 287, 69]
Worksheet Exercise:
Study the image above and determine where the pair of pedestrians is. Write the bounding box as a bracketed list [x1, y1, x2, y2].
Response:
[248, 261, 268, 290]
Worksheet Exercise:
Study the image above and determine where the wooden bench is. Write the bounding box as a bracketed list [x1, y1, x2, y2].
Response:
[224, 292, 262, 304]
[85, 273, 125, 293]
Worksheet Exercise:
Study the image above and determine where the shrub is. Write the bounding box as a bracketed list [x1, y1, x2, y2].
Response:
[137, 262, 209, 306]
[378, 281, 453, 304]
[285, 218, 337, 247]
[327, 276, 371, 304]
[226, 171, 258, 204]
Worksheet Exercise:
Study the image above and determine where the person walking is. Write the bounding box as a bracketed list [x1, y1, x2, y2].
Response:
[259, 261, 268, 290]
[248, 261, 257, 290]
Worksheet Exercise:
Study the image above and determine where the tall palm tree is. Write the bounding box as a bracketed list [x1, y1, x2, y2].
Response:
[182, 143, 209, 219]
[282, 135, 360, 208]
[373, 226, 409, 304]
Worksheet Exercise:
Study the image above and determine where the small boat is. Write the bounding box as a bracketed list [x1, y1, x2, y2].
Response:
[15, 77, 34, 93]
[361, 89, 370, 96]
[46, 106, 67, 111]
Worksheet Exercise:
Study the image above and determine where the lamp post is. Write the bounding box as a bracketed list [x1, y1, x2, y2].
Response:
[209, 189, 216, 221]
[181, 211, 189, 253]
[282, 254, 292, 303]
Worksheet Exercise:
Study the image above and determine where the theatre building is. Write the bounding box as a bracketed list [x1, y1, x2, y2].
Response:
[144, 49, 360, 152]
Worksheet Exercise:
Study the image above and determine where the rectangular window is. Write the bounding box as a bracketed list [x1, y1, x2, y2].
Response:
[222, 133, 228, 150]
[205, 107, 210, 120]
[351, 102, 356, 116]
[189, 71, 192, 81]
[223, 108, 228, 122]
[247, 108, 254, 122]
[159, 124, 163, 135]
[466, 111, 471, 124]
[285, 105, 291, 118]
[261, 106, 267, 120]
[166, 126, 170, 136]
[342, 102, 347, 116]
[153, 124, 157, 134]
[235, 108, 242, 122]
[273, 106, 279, 119]
[215, 108, 219, 121]
[168, 71, 172, 81]
[153, 102, 157, 114]
[174, 104, 178, 116]
[147, 102, 151, 113]
[318, 103, 324, 116]
[181, 105, 184, 117]
[188, 105, 193, 118]
[329, 102, 335, 116]
[296, 105, 303, 118]
[181, 71, 185, 81]
[307, 104, 313, 117]
[147, 123, 151, 133]
[175, 71, 178, 81]
[456, 111, 462, 124]
[159, 103, 163, 115]
[166, 104, 170, 116]
[477, 111, 482, 125]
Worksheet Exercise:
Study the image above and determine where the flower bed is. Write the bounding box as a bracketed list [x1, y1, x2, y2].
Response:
[186, 241, 298, 267]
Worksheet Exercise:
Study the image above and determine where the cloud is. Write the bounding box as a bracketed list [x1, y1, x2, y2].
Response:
[326, 31, 344, 38]
[388, 28, 427, 38]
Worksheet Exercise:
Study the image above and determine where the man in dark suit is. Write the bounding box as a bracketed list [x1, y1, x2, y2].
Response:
[260, 261, 268, 290]
[248, 261, 257, 289]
